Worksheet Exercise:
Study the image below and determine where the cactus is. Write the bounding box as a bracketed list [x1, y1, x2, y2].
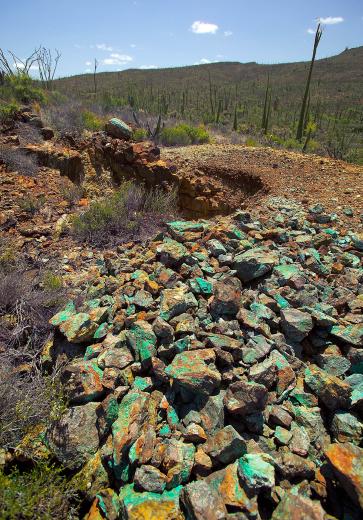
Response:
[296, 24, 322, 141]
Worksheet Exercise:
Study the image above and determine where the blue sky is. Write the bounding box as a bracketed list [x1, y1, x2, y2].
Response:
[1, 0, 362, 77]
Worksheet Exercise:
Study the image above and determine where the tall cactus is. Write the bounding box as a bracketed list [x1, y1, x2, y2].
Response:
[296, 24, 322, 141]
[262, 76, 272, 134]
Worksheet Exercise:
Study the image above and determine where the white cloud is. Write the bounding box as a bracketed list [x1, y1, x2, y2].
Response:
[139, 65, 157, 69]
[103, 53, 133, 66]
[130, 43, 137, 48]
[194, 58, 217, 65]
[307, 28, 315, 34]
[85, 61, 92, 66]
[317, 16, 344, 25]
[13, 62, 38, 71]
[191, 21, 218, 34]
[216, 54, 224, 58]
[95, 43, 114, 51]
[224, 30, 233, 37]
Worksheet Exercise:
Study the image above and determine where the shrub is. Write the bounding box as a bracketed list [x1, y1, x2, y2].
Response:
[18, 194, 45, 214]
[0, 101, 19, 124]
[42, 271, 63, 292]
[133, 127, 148, 141]
[81, 110, 105, 131]
[59, 178, 83, 206]
[0, 463, 79, 519]
[160, 124, 210, 146]
[0, 145, 38, 176]
[3, 74, 46, 104]
[245, 137, 258, 147]
[72, 181, 177, 245]
[0, 263, 66, 451]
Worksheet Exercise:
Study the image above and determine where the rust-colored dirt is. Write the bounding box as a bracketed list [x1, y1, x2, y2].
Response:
[162, 144, 363, 226]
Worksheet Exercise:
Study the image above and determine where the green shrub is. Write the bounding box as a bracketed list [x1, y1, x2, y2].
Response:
[245, 137, 258, 147]
[42, 271, 63, 292]
[0, 101, 19, 123]
[4, 74, 46, 104]
[18, 194, 45, 214]
[0, 463, 79, 519]
[81, 110, 105, 131]
[160, 124, 210, 146]
[283, 138, 300, 149]
[133, 127, 148, 141]
[72, 181, 177, 244]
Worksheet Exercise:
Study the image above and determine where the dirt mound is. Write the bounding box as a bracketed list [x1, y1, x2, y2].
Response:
[162, 144, 363, 225]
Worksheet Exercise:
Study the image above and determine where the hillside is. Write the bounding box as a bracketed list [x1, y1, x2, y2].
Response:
[55, 46, 363, 110]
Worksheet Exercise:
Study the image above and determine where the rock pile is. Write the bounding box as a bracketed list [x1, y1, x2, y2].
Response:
[44, 197, 362, 519]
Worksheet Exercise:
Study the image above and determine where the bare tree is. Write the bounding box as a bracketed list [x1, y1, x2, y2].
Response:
[36, 46, 61, 89]
[93, 58, 98, 94]
[0, 48, 38, 77]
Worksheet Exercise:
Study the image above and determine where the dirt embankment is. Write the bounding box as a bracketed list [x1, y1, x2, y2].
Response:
[162, 144, 363, 227]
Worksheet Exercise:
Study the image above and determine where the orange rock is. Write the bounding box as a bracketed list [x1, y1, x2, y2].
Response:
[78, 198, 89, 207]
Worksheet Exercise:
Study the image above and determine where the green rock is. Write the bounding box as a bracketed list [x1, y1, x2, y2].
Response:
[112, 390, 150, 480]
[331, 411, 362, 443]
[156, 238, 188, 266]
[165, 349, 221, 395]
[305, 364, 351, 411]
[96, 488, 121, 520]
[119, 483, 183, 520]
[159, 286, 191, 321]
[49, 301, 76, 326]
[105, 117, 132, 139]
[237, 453, 275, 492]
[180, 479, 227, 520]
[280, 308, 313, 341]
[189, 277, 213, 295]
[127, 320, 157, 362]
[233, 247, 278, 282]
[274, 426, 292, 445]
[331, 323, 363, 347]
[203, 425, 246, 465]
[58, 312, 98, 343]
[206, 239, 227, 257]
[272, 492, 326, 520]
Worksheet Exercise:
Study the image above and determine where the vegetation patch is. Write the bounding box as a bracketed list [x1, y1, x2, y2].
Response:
[71, 181, 177, 245]
[160, 124, 210, 146]
[0, 463, 79, 519]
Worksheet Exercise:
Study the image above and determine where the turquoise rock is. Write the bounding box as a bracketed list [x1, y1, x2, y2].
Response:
[156, 238, 188, 266]
[119, 484, 183, 519]
[206, 239, 227, 257]
[127, 320, 157, 362]
[189, 277, 213, 295]
[305, 365, 351, 411]
[59, 312, 99, 343]
[331, 323, 363, 347]
[331, 411, 362, 443]
[105, 118, 132, 139]
[233, 247, 278, 282]
[165, 349, 221, 395]
[237, 453, 275, 492]
[49, 301, 76, 326]
[280, 308, 313, 341]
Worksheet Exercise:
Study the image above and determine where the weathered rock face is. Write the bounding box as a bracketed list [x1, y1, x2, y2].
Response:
[44, 197, 362, 519]
[46, 402, 100, 470]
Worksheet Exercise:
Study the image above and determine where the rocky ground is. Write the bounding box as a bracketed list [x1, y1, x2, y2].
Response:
[1, 115, 363, 519]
